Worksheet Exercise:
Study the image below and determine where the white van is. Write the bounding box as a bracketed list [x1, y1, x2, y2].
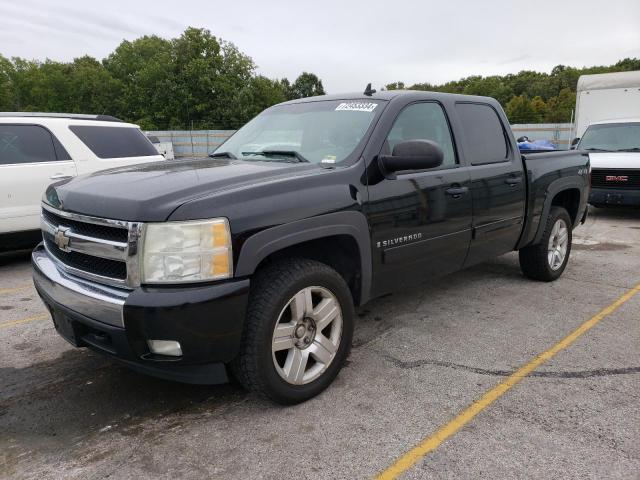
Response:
[578, 119, 640, 207]
[573, 72, 640, 207]
[573, 70, 640, 141]
[0, 113, 164, 250]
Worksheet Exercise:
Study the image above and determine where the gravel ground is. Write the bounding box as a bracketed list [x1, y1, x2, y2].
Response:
[1, 206, 638, 479]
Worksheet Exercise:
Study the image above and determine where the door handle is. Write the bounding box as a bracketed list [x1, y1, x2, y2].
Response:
[445, 186, 469, 197]
[50, 174, 74, 180]
[505, 176, 522, 185]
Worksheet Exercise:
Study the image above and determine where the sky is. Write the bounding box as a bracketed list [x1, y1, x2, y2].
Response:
[1, 0, 639, 93]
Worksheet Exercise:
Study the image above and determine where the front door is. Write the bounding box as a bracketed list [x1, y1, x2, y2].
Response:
[365, 102, 473, 297]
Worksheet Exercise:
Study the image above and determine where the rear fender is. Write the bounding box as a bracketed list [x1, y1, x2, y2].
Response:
[532, 178, 585, 245]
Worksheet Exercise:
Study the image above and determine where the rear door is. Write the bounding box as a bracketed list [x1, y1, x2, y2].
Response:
[454, 103, 526, 266]
[67, 125, 163, 174]
[0, 124, 77, 233]
[365, 101, 473, 296]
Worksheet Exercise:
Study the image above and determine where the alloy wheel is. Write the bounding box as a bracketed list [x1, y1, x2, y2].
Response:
[271, 286, 343, 385]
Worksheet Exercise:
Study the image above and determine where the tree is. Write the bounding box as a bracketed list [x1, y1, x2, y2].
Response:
[405, 58, 639, 123]
[505, 95, 536, 123]
[1, 32, 636, 127]
[231, 75, 288, 127]
[409, 82, 437, 92]
[10, 59, 73, 112]
[67, 56, 122, 115]
[288, 72, 325, 99]
[530, 96, 548, 122]
[101, 28, 319, 129]
[385, 81, 405, 90]
[462, 76, 513, 105]
[171, 28, 254, 128]
[0, 55, 16, 110]
[614, 57, 640, 71]
[104, 35, 180, 128]
[544, 88, 576, 123]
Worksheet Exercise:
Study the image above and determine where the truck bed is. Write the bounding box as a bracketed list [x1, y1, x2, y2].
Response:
[517, 150, 590, 249]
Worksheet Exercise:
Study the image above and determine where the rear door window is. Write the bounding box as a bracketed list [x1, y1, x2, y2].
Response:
[69, 126, 158, 159]
[455, 103, 509, 165]
[0, 124, 67, 164]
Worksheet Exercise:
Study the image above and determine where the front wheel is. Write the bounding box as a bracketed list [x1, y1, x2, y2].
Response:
[519, 206, 572, 282]
[231, 259, 354, 404]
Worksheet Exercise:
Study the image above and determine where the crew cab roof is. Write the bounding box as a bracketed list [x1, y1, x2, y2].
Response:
[277, 90, 502, 107]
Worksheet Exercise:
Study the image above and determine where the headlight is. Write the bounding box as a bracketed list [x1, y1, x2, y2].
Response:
[141, 218, 232, 283]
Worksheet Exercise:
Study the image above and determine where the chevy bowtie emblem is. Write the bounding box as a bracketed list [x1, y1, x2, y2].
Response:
[54, 226, 71, 251]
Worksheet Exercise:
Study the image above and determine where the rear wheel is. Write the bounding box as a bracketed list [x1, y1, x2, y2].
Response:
[231, 258, 354, 404]
[519, 206, 572, 282]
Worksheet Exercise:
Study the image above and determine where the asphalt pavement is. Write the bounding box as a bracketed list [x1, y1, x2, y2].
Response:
[1, 207, 638, 479]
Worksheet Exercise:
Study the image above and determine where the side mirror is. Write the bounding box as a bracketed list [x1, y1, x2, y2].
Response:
[379, 140, 444, 174]
[570, 137, 580, 149]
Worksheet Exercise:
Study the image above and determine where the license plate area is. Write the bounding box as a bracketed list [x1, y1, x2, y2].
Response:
[51, 309, 81, 346]
[605, 193, 624, 204]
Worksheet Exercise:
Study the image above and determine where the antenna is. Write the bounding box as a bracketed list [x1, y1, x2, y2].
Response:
[363, 83, 376, 96]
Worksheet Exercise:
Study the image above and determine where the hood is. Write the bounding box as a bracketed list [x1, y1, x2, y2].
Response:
[44, 157, 321, 221]
[588, 152, 640, 169]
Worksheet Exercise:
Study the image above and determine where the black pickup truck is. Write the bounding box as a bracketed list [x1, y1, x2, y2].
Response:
[33, 90, 590, 404]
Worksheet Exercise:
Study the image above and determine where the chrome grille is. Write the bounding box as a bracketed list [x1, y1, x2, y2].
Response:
[42, 208, 128, 242]
[41, 204, 142, 288]
[43, 233, 128, 279]
[591, 169, 640, 190]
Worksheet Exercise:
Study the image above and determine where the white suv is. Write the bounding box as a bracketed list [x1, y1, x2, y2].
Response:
[0, 113, 165, 250]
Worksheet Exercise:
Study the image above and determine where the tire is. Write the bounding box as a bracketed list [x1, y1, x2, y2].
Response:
[230, 258, 354, 404]
[519, 206, 572, 282]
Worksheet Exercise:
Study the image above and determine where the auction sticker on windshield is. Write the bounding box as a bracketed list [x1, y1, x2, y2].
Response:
[335, 102, 378, 112]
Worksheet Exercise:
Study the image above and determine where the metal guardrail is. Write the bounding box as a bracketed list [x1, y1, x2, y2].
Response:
[510, 123, 573, 149]
[145, 130, 235, 157]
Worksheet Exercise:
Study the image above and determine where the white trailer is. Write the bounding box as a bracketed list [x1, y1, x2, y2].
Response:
[574, 70, 640, 140]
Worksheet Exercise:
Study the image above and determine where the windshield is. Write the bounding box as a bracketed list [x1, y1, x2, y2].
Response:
[579, 122, 640, 152]
[213, 100, 382, 164]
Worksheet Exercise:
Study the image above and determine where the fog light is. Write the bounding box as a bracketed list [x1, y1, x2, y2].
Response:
[148, 340, 182, 357]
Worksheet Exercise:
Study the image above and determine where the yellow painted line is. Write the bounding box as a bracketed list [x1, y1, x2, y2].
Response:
[376, 283, 640, 480]
[0, 284, 33, 295]
[0, 313, 50, 329]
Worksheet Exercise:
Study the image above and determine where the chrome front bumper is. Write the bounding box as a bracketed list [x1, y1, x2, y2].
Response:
[32, 245, 129, 327]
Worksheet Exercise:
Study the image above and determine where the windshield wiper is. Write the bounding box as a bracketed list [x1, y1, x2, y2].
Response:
[241, 150, 310, 163]
[209, 151, 237, 159]
[583, 147, 608, 152]
[614, 147, 640, 152]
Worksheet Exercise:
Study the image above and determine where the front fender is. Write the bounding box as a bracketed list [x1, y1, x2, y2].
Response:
[234, 211, 372, 304]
